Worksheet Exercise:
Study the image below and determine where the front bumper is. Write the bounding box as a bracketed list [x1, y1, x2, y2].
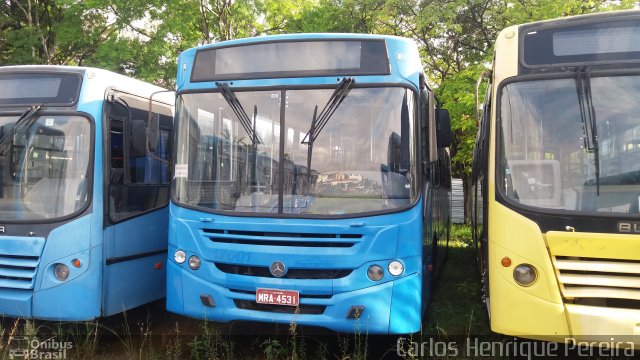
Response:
[167, 260, 422, 334]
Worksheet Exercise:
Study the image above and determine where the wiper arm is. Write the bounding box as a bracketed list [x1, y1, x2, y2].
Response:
[575, 66, 600, 195]
[215, 82, 262, 144]
[301, 77, 354, 145]
[250, 105, 259, 192]
[301, 77, 354, 191]
[0, 105, 42, 156]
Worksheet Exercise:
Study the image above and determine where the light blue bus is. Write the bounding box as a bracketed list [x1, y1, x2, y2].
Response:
[0, 66, 173, 320]
[167, 34, 452, 334]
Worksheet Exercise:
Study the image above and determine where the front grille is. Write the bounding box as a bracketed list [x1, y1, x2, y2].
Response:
[0, 254, 39, 290]
[233, 300, 326, 314]
[553, 256, 640, 305]
[216, 263, 352, 279]
[203, 228, 360, 248]
[568, 298, 640, 310]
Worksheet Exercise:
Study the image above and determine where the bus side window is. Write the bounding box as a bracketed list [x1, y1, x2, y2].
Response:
[108, 95, 172, 222]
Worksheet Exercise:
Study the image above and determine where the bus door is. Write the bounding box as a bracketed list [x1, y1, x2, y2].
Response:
[102, 91, 172, 316]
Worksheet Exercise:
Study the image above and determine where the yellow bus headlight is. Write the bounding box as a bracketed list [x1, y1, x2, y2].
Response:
[513, 264, 537, 287]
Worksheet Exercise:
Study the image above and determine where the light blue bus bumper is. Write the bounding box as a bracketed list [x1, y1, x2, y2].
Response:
[167, 260, 422, 334]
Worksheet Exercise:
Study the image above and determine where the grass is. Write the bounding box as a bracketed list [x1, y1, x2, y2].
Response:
[424, 224, 491, 337]
[188, 321, 234, 360]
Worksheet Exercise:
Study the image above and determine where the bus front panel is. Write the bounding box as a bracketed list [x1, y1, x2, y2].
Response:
[167, 203, 424, 334]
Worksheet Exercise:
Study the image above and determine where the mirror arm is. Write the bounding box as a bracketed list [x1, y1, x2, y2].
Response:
[475, 70, 492, 129]
[146, 90, 173, 165]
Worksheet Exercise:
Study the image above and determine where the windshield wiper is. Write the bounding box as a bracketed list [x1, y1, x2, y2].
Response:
[250, 105, 259, 192]
[301, 77, 354, 146]
[0, 105, 42, 156]
[301, 77, 354, 189]
[215, 82, 263, 192]
[575, 66, 600, 195]
[215, 82, 262, 145]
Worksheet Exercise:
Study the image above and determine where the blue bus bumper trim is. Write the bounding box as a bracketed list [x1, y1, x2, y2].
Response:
[167, 261, 421, 334]
[0, 289, 33, 318]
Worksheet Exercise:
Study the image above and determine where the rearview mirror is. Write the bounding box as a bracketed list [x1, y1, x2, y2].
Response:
[146, 90, 173, 152]
[436, 109, 452, 148]
[147, 112, 159, 152]
[129, 119, 147, 157]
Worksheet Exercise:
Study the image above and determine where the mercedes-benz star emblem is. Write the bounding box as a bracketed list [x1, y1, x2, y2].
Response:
[270, 261, 287, 278]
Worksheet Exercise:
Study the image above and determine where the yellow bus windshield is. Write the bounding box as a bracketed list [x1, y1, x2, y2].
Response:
[498, 75, 640, 213]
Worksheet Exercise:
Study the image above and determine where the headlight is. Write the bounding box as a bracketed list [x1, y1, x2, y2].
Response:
[174, 250, 186, 264]
[388, 260, 404, 276]
[54, 264, 70, 281]
[513, 264, 537, 287]
[188, 255, 201, 270]
[367, 265, 384, 281]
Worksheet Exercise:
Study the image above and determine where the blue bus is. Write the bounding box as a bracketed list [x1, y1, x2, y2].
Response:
[0, 66, 173, 320]
[167, 34, 452, 334]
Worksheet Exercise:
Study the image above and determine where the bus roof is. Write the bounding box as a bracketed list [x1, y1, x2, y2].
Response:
[507, 9, 640, 32]
[0, 65, 173, 105]
[497, 9, 640, 49]
[177, 33, 423, 91]
[190, 33, 416, 51]
[493, 10, 640, 79]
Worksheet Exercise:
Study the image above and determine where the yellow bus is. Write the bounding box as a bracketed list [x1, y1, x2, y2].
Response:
[473, 10, 640, 342]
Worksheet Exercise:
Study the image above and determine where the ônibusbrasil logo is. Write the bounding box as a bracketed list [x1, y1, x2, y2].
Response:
[7, 336, 72, 359]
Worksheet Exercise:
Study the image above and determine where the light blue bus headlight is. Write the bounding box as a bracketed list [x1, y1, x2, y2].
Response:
[174, 250, 186, 264]
[388, 260, 404, 276]
[367, 265, 384, 281]
[54, 264, 70, 281]
[188, 255, 201, 270]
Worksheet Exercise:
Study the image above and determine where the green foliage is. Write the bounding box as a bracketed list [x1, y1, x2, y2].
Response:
[260, 338, 287, 360]
[435, 65, 485, 179]
[164, 322, 182, 360]
[425, 225, 489, 337]
[3, 0, 634, 86]
[450, 224, 472, 246]
[187, 321, 234, 360]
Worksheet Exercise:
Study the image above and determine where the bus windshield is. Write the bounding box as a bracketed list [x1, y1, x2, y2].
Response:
[174, 87, 417, 216]
[0, 115, 91, 220]
[498, 74, 640, 214]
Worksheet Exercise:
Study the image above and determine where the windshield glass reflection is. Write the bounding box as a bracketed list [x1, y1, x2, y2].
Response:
[174, 87, 417, 216]
[498, 75, 640, 213]
[0, 115, 91, 220]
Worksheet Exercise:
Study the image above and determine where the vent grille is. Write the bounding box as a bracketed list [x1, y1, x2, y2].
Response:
[0, 254, 39, 290]
[203, 228, 360, 248]
[554, 256, 640, 305]
[216, 263, 352, 279]
[233, 300, 326, 314]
